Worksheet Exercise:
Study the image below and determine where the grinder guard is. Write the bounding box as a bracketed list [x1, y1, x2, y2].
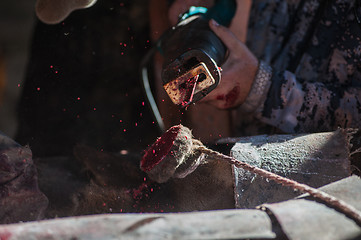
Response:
[161, 13, 228, 106]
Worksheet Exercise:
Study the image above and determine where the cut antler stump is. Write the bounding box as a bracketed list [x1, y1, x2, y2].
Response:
[140, 125, 193, 183]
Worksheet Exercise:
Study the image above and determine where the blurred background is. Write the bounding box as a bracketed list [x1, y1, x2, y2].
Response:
[0, 0, 160, 157]
[0, 0, 248, 158]
[0, 0, 37, 137]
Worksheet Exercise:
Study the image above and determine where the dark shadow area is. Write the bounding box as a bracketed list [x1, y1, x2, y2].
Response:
[15, 0, 158, 158]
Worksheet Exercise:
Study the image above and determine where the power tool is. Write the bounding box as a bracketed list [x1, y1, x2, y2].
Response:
[140, 0, 236, 132]
[159, 0, 236, 107]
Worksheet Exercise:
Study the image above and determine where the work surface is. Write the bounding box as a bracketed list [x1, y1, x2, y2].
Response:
[0, 176, 360, 240]
[1, 129, 361, 239]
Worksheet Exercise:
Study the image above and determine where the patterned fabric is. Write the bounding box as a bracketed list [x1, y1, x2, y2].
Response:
[239, 61, 273, 113]
[238, 0, 361, 134]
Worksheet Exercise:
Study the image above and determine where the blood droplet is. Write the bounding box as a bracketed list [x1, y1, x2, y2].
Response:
[180, 75, 199, 107]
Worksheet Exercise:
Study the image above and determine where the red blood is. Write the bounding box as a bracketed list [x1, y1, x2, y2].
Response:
[180, 75, 199, 107]
[216, 86, 240, 108]
[132, 182, 148, 199]
[0, 232, 11, 240]
[224, 86, 240, 107]
[141, 125, 181, 172]
[216, 95, 224, 100]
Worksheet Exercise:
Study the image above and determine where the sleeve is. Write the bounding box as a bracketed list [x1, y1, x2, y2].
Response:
[239, 62, 361, 133]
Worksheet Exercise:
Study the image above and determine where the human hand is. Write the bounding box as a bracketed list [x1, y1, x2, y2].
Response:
[200, 19, 258, 109]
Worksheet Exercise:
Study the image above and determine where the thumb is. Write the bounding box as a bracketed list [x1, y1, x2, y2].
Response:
[209, 19, 242, 54]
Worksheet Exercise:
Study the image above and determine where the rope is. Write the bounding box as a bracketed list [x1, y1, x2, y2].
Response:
[196, 145, 361, 227]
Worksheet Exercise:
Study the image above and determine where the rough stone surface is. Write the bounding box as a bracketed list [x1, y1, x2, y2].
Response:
[263, 176, 361, 240]
[0, 131, 48, 224]
[1, 176, 361, 239]
[230, 130, 351, 208]
[0, 209, 275, 240]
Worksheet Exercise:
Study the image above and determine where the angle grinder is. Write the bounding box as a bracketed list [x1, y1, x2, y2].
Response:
[159, 0, 236, 107]
[140, 0, 236, 132]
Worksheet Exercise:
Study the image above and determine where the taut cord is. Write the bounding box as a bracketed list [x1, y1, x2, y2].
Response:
[195, 144, 361, 227]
